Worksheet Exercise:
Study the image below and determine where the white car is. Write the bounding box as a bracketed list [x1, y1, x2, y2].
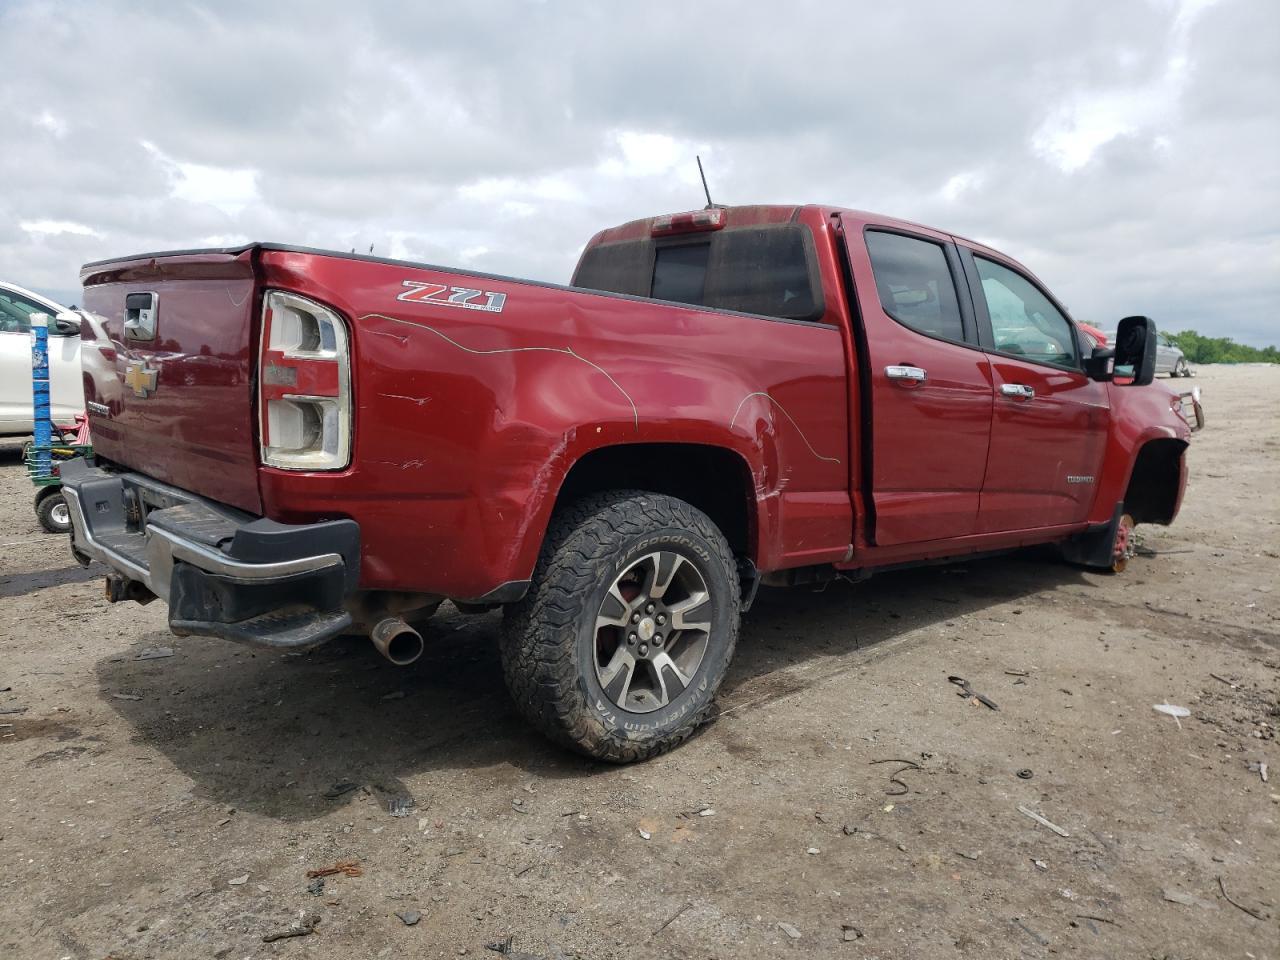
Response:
[0, 281, 86, 436]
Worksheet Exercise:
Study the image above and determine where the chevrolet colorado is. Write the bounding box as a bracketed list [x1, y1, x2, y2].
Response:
[60, 204, 1194, 761]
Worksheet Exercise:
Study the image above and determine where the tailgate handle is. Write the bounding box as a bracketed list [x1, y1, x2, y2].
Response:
[124, 292, 158, 341]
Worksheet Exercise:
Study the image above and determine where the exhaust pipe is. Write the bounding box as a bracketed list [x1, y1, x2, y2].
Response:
[370, 617, 424, 666]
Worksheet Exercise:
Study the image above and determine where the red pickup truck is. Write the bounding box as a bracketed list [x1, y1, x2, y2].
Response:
[62, 204, 1194, 761]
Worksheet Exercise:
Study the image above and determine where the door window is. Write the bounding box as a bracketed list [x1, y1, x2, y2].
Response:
[0, 290, 56, 335]
[974, 257, 1078, 367]
[865, 231, 965, 342]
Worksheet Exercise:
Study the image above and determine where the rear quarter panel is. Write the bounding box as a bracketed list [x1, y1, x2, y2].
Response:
[257, 251, 851, 598]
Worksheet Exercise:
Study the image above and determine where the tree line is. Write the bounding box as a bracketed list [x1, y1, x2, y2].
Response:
[1166, 330, 1279, 364]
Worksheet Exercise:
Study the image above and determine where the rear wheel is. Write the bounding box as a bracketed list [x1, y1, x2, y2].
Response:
[501, 491, 740, 762]
[1174, 358, 1190, 377]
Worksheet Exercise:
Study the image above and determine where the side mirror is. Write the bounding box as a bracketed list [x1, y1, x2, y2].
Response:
[1084, 345, 1115, 382]
[1114, 315, 1158, 386]
[51, 311, 82, 336]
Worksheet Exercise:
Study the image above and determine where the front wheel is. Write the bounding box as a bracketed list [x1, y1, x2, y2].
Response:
[1174, 359, 1190, 377]
[501, 491, 741, 762]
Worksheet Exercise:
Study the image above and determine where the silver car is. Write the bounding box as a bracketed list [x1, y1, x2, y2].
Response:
[1102, 329, 1192, 377]
[1155, 332, 1193, 377]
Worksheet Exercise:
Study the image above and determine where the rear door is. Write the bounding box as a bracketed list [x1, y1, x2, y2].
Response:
[958, 247, 1109, 532]
[841, 219, 994, 545]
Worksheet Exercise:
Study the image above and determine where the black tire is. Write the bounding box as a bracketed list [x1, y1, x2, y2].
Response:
[36, 491, 71, 534]
[501, 490, 741, 762]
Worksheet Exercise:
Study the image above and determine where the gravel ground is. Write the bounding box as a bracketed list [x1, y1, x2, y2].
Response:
[1, 364, 1276, 960]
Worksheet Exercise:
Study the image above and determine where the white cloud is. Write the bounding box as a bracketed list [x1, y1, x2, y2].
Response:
[140, 140, 260, 216]
[20, 219, 101, 238]
[33, 109, 67, 138]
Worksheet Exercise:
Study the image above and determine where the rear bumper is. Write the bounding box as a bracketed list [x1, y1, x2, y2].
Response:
[59, 458, 360, 648]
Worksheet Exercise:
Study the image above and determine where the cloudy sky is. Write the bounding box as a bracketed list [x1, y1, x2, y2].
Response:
[2, 0, 1276, 343]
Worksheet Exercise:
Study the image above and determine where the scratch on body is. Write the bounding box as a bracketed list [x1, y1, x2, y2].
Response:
[358, 313, 638, 430]
[730, 391, 841, 465]
[380, 393, 432, 407]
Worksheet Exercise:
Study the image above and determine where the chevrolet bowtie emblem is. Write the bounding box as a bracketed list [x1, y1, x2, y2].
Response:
[124, 359, 159, 398]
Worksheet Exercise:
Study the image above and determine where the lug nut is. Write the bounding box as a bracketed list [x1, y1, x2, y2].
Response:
[653, 635, 663, 646]
[631, 612, 641, 623]
[638, 644, 648, 656]
[645, 603, 655, 614]
[656, 614, 666, 625]
[628, 633, 637, 644]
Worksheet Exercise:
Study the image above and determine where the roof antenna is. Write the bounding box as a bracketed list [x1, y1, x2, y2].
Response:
[696, 155, 718, 210]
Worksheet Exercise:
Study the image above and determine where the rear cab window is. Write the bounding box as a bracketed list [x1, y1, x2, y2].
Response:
[573, 223, 824, 323]
[864, 230, 966, 343]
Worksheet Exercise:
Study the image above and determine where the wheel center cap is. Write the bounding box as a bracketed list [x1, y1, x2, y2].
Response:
[637, 617, 656, 642]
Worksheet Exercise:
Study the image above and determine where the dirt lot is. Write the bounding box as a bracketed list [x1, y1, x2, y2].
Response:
[1, 364, 1276, 960]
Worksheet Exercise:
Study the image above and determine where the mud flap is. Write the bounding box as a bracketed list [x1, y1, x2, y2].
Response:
[1060, 502, 1125, 569]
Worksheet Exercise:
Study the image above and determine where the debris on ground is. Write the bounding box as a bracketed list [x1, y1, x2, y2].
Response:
[870, 757, 921, 795]
[776, 921, 802, 940]
[396, 910, 421, 926]
[133, 646, 174, 660]
[1017, 805, 1070, 837]
[948, 675, 999, 710]
[637, 828, 651, 840]
[307, 877, 325, 896]
[841, 923, 863, 941]
[697, 807, 715, 817]
[1163, 888, 1218, 910]
[1016, 768, 1034, 779]
[1217, 875, 1269, 921]
[227, 873, 249, 886]
[262, 913, 320, 942]
[381, 690, 406, 701]
[1246, 761, 1269, 783]
[1011, 917, 1048, 946]
[956, 850, 980, 861]
[111, 693, 142, 701]
[306, 859, 363, 879]
[323, 781, 360, 799]
[651, 902, 692, 936]
[1153, 703, 1191, 728]
[485, 935, 513, 952]
[389, 796, 415, 817]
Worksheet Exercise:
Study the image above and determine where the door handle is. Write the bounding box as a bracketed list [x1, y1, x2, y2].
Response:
[885, 365, 927, 384]
[1000, 383, 1035, 399]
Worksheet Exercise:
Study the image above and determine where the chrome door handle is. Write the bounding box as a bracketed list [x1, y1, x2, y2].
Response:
[885, 365, 927, 383]
[1001, 383, 1035, 399]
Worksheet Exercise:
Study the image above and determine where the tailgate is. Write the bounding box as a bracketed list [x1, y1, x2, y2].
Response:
[80, 248, 263, 513]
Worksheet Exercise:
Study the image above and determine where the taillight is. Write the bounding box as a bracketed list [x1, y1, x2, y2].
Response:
[650, 208, 726, 236]
[258, 290, 352, 471]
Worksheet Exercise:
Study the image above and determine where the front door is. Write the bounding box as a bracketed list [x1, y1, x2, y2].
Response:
[842, 220, 994, 545]
[960, 249, 1110, 532]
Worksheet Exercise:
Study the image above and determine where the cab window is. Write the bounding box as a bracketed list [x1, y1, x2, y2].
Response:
[0, 290, 46, 334]
[864, 231, 965, 342]
[973, 257, 1078, 367]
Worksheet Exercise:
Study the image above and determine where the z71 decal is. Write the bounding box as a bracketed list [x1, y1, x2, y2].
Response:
[397, 280, 507, 314]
